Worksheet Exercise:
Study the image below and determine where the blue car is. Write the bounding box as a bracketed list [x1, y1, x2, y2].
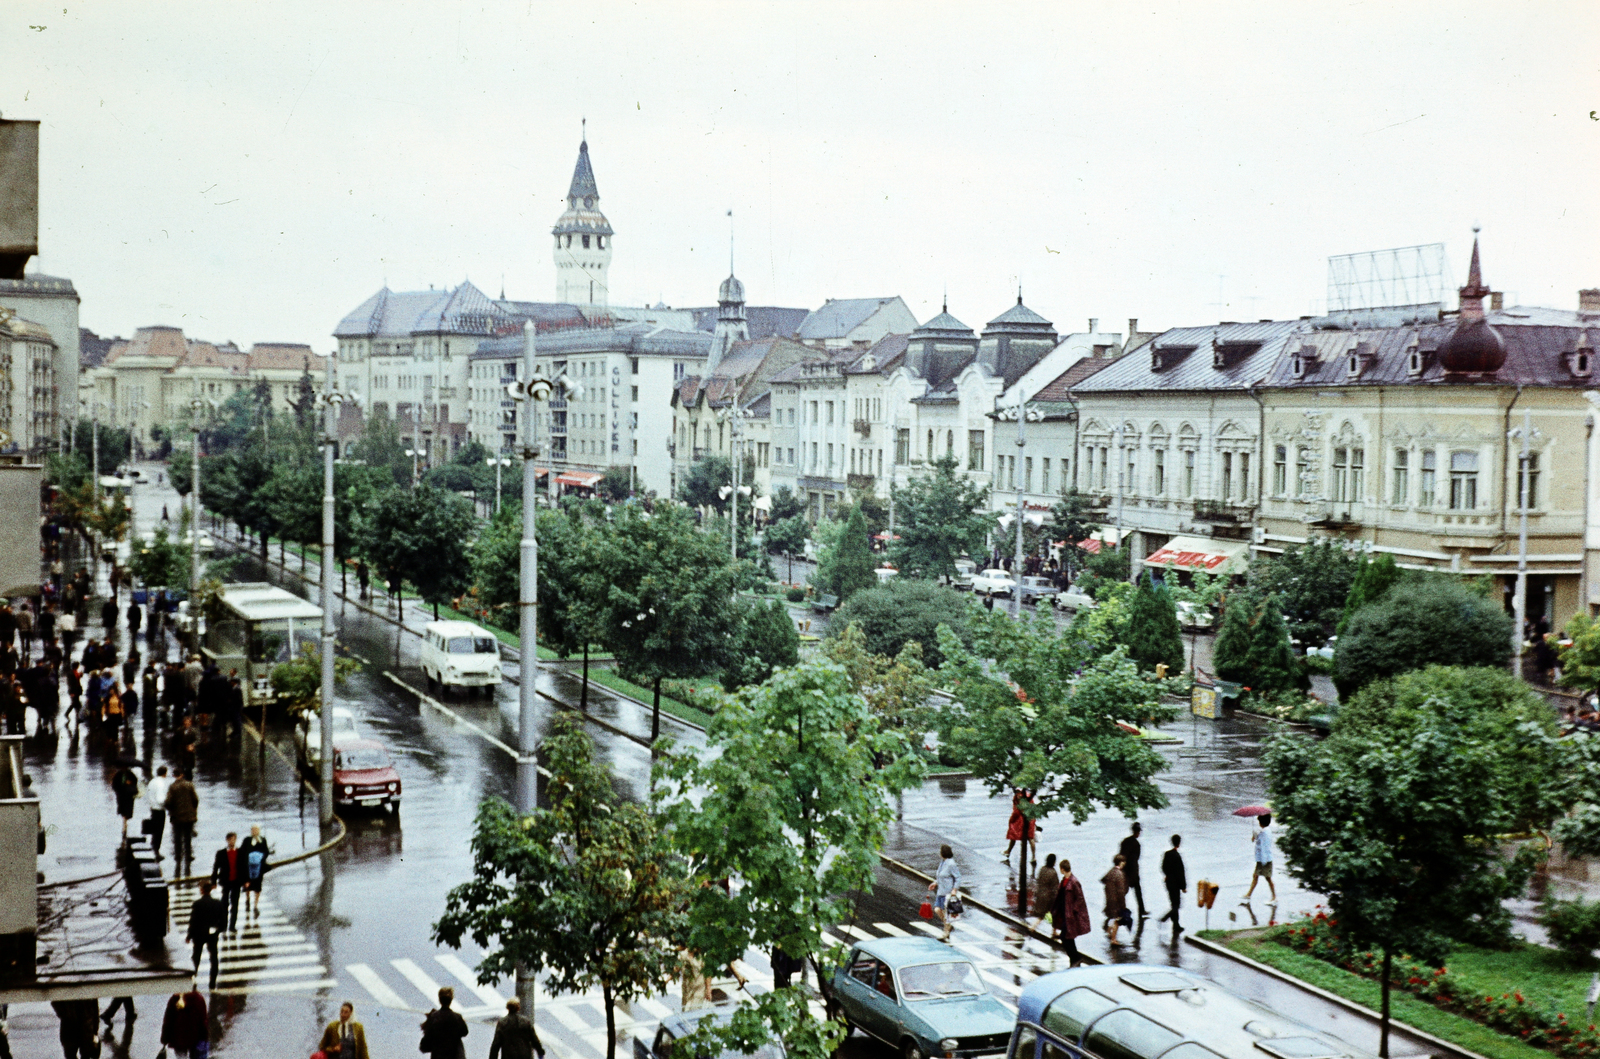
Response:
[829, 936, 1016, 1059]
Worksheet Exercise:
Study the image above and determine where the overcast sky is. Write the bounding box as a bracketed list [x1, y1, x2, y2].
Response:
[4, 1, 1597, 350]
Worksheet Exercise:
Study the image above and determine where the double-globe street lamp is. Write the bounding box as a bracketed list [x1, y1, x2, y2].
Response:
[486, 454, 513, 514]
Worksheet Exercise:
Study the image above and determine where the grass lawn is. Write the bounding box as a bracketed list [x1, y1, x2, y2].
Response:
[1439, 943, 1600, 1022]
[586, 666, 719, 729]
[1206, 930, 1555, 1059]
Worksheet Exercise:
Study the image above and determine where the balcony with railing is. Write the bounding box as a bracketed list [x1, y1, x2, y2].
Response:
[846, 473, 875, 490]
[853, 418, 871, 438]
[1193, 499, 1256, 524]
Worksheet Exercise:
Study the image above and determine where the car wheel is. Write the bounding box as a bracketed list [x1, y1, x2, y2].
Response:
[425, 671, 436, 692]
[902, 1039, 924, 1059]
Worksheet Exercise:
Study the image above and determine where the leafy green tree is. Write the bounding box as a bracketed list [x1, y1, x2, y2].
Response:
[1336, 552, 1403, 637]
[269, 642, 360, 725]
[828, 579, 974, 668]
[362, 484, 476, 618]
[590, 503, 742, 742]
[349, 406, 413, 487]
[763, 514, 808, 557]
[1244, 593, 1302, 693]
[129, 525, 189, 589]
[468, 503, 521, 619]
[938, 610, 1175, 824]
[1266, 668, 1561, 1056]
[889, 454, 994, 580]
[331, 463, 391, 597]
[1558, 614, 1600, 697]
[436, 716, 689, 1059]
[1075, 541, 1130, 600]
[69, 418, 131, 475]
[768, 485, 805, 523]
[260, 461, 323, 573]
[1211, 595, 1254, 684]
[1050, 486, 1102, 580]
[1248, 539, 1360, 647]
[658, 659, 922, 1059]
[539, 503, 608, 710]
[823, 624, 937, 736]
[843, 492, 889, 539]
[721, 598, 801, 692]
[597, 465, 633, 502]
[676, 455, 733, 514]
[825, 506, 877, 604]
[1333, 577, 1513, 697]
[1125, 571, 1185, 673]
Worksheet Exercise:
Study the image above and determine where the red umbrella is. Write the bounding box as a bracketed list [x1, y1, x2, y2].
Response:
[1232, 805, 1270, 817]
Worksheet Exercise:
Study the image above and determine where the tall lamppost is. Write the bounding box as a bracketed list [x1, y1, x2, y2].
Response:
[317, 354, 347, 826]
[1509, 410, 1540, 674]
[486, 454, 512, 514]
[1001, 396, 1044, 618]
[188, 394, 206, 606]
[404, 447, 420, 486]
[718, 406, 754, 565]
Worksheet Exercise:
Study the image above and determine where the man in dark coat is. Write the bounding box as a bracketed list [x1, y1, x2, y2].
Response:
[50, 998, 101, 1058]
[0, 602, 16, 653]
[1158, 833, 1187, 932]
[186, 881, 225, 989]
[488, 997, 543, 1059]
[1118, 822, 1147, 919]
[420, 986, 469, 1059]
[211, 832, 247, 931]
[126, 600, 142, 639]
[100, 598, 118, 635]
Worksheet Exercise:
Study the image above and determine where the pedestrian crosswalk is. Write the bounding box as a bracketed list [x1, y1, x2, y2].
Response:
[168, 882, 338, 995]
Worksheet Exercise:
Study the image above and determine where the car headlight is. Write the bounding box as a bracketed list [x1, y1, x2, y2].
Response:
[940, 1040, 959, 1052]
[387, 782, 397, 792]
[343, 786, 353, 796]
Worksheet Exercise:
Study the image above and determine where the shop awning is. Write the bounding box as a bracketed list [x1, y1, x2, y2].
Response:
[1062, 528, 1121, 553]
[1144, 535, 1249, 574]
[556, 470, 604, 488]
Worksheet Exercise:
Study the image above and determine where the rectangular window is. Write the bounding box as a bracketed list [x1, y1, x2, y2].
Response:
[826, 401, 835, 426]
[995, 451, 1004, 484]
[811, 442, 818, 470]
[1274, 445, 1287, 495]
[630, 385, 638, 402]
[1351, 448, 1364, 501]
[826, 443, 834, 472]
[1295, 447, 1311, 497]
[810, 401, 818, 424]
[1420, 450, 1437, 506]
[1518, 452, 1541, 509]
[877, 449, 883, 476]
[1126, 451, 1138, 495]
[1183, 450, 1195, 497]
[787, 448, 795, 465]
[1392, 449, 1409, 504]
[1449, 451, 1478, 510]
[967, 429, 984, 471]
[1042, 458, 1052, 494]
[1331, 447, 1348, 503]
[1153, 449, 1165, 495]
[1222, 452, 1233, 500]
[1024, 457, 1033, 493]
[630, 357, 639, 375]
[1098, 447, 1109, 491]
[1239, 453, 1250, 499]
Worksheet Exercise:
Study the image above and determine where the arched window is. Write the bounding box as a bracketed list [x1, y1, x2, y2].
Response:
[582, 235, 591, 249]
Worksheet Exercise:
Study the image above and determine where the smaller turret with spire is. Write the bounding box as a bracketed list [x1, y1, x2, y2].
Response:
[1440, 228, 1505, 374]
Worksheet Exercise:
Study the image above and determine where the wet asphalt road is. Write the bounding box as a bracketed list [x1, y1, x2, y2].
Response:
[5, 465, 1441, 1058]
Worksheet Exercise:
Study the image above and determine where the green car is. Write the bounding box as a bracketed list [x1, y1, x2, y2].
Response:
[829, 937, 1016, 1059]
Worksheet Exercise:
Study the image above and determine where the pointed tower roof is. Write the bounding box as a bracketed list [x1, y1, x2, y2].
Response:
[1441, 230, 1504, 373]
[1458, 231, 1491, 317]
[568, 138, 599, 202]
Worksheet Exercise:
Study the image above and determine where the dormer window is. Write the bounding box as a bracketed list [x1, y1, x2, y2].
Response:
[1291, 354, 1305, 378]
[1580, 352, 1593, 377]
[1409, 350, 1423, 375]
[1347, 353, 1360, 377]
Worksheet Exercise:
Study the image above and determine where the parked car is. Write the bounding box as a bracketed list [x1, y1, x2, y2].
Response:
[331, 739, 402, 814]
[1053, 584, 1098, 612]
[1017, 576, 1058, 605]
[1308, 636, 1337, 660]
[830, 937, 1015, 1059]
[951, 558, 977, 591]
[295, 705, 361, 769]
[634, 1007, 784, 1059]
[969, 568, 1017, 596]
[420, 620, 503, 695]
[1175, 600, 1215, 631]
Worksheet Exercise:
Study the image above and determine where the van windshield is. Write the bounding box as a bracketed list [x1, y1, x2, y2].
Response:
[448, 637, 498, 655]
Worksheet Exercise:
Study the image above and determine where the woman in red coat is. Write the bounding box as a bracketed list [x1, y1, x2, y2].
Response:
[1003, 789, 1037, 864]
[1052, 859, 1092, 966]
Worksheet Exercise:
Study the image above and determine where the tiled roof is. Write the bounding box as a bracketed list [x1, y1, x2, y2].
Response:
[1033, 356, 1114, 401]
[841, 333, 911, 375]
[1263, 322, 1599, 389]
[796, 297, 901, 340]
[688, 305, 810, 339]
[567, 139, 599, 200]
[0, 273, 78, 298]
[986, 299, 1052, 328]
[412, 281, 509, 335]
[1073, 320, 1306, 393]
[103, 326, 189, 364]
[912, 310, 974, 338]
[247, 343, 327, 372]
[79, 328, 118, 368]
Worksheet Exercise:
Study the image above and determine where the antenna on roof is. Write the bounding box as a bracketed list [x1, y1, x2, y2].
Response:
[500, 274, 505, 300]
[728, 209, 735, 276]
[582, 116, 587, 143]
[943, 284, 947, 314]
[1017, 285, 1023, 306]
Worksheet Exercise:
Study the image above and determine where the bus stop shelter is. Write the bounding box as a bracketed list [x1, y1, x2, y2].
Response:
[203, 582, 323, 705]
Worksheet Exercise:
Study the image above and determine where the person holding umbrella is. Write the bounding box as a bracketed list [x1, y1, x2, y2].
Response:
[1236, 807, 1276, 905]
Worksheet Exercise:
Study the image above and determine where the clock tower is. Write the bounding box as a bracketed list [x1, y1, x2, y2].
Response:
[552, 127, 613, 307]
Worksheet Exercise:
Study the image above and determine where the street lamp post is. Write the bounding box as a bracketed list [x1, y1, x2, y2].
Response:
[486, 455, 511, 514]
[1510, 410, 1539, 674]
[719, 407, 754, 566]
[1008, 396, 1043, 620]
[188, 394, 205, 619]
[319, 353, 344, 826]
[405, 447, 419, 486]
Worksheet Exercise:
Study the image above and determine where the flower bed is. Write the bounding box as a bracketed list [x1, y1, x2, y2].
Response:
[1275, 911, 1600, 1057]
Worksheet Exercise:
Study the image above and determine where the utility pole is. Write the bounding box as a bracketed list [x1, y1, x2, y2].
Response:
[1512, 409, 1535, 675]
[516, 321, 542, 815]
[188, 393, 202, 604]
[1011, 394, 1029, 619]
[319, 352, 341, 826]
[1114, 422, 1126, 580]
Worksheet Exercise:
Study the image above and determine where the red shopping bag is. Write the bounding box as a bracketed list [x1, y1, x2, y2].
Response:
[918, 900, 934, 919]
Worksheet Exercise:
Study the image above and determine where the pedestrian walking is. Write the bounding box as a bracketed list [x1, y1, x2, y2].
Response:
[1119, 822, 1147, 919]
[926, 843, 962, 942]
[0, 603, 15, 655]
[57, 608, 76, 660]
[160, 989, 208, 1057]
[1026, 853, 1060, 936]
[1053, 859, 1091, 966]
[38, 603, 56, 648]
[186, 880, 225, 990]
[1242, 813, 1277, 905]
[126, 600, 142, 640]
[65, 661, 82, 722]
[15, 606, 32, 662]
[167, 769, 199, 865]
[0, 675, 21, 736]
[100, 994, 136, 1028]
[145, 765, 171, 855]
[212, 831, 248, 931]
[49, 998, 100, 1059]
[319, 1001, 371, 1059]
[100, 598, 118, 635]
[161, 504, 170, 522]
[223, 672, 245, 737]
[110, 763, 140, 838]
[241, 825, 270, 914]
[177, 716, 200, 775]
[1158, 834, 1187, 932]
[1003, 789, 1037, 864]
[419, 986, 470, 1059]
[1101, 853, 1130, 946]
[488, 997, 544, 1059]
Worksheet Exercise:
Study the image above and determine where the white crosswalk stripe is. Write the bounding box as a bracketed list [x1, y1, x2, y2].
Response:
[169, 882, 331, 995]
[392, 957, 446, 1005]
[436, 953, 511, 1010]
[347, 962, 411, 1010]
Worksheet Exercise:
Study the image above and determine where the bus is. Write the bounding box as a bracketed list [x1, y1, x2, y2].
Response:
[1009, 966, 1375, 1059]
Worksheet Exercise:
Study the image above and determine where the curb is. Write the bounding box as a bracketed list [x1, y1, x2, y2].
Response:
[875, 853, 1100, 966]
[1183, 932, 1492, 1059]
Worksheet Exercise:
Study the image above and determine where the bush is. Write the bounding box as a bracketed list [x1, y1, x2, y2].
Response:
[1334, 577, 1514, 697]
[785, 586, 805, 603]
[828, 579, 974, 668]
[1538, 899, 1600, 963]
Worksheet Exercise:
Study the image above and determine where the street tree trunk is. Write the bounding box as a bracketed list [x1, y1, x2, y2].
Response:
[651, 675, 662, 745]
[260, 529, 268, 563]
[602, 980, 616, 1059]
[1380, 948, 1392, 1058]
[581, 643, 590, 712]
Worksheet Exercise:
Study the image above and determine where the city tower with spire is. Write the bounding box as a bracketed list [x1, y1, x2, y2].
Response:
[552, 121, 613, 306]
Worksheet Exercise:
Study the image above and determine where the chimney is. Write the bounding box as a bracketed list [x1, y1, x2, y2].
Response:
[1088, 318, 1098, 334]
[1490, 292, 1504, 312]
[1128, 318, 1138, 337]
[1581, 289, 1600, 313]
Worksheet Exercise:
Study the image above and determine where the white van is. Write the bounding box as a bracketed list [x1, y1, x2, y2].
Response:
[420, 621, 503, 695]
